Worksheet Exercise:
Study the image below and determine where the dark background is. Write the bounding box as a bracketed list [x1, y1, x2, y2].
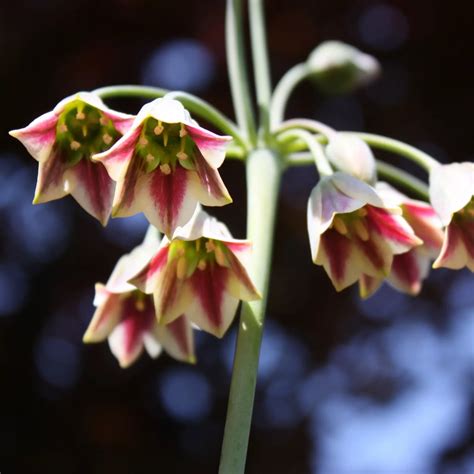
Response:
[0, 1, 473, 472]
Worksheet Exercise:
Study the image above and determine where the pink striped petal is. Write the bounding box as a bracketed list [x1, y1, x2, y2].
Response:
[186, 123, 232, 168]
[83, 284, 123, 342]
[359, 274, 383, 299]
[9, 111, 57, 162]
[65, 158, 115, 226]
[108, 295, 156, 368]
[434, 221, 474, 271]
[187, 264, 239, 337]
[93, 126, 142, 181]
[154, 315, 196, 363]
[225, 249, 261, 301]
[190, 150, 233, 207]
[130, 245, 170, 294]
[32, 146, 69, 204]
[388, 250, 428, 295]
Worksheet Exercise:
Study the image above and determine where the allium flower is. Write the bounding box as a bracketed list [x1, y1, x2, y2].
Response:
[93, 98, 233, 236]
[83, 229, 195, 367]
[307, 172, 422, 292]
[359, 182, 444, 297]
[129, 209, 260, 338]
[429, 162, 474, 271]
[9, 92, 134, 225]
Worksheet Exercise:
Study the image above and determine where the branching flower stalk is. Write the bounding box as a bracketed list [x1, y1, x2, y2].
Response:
[8, 1, 473, 473]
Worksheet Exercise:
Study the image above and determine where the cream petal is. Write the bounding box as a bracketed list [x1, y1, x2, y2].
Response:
[154, 315, 195, 363]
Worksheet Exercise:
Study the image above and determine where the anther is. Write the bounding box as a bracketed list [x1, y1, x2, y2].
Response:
[103, 134, 112, 145]
[100, 116, 109, 126]
[214, 245, 228, 267]
[354, 220, 369, 241]
[160, 163, 171, 175]
[332, 216, 348, 235]
[176, 257, 188, 280]
[139, 137, 149, 147]
[146, 153, 155, 163]
[358, 208, 368, 217]
[176, 151, 188, 161]
[70, 140, 81, 151]
[135, 298, 145, 311]
[154, 122, 164, 136]
[179, 124, 188, 138]
[76, 111, 86, 120]
[205, 240, 216, 253]
[58, 124, 68, 133]
[197, 259, 207, 271]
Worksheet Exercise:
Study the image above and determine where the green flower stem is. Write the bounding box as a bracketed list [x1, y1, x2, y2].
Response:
[276, 128, 440, 172]
[226, 0, 258, 146]
[269, 63, 309, 129]
[249, 0, 272, 140]
[277, 118, 336, 140]
[219, 148, 282, 474]
[287, 152, 429, 199]
[279, 129, 332, 176]
[93, 85, 247, 149]
[342, 132, 439, 172]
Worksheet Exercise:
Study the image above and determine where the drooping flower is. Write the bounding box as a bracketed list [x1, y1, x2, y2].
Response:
[9, 92, 134, 225]
[93, 98, 233, 236]
[129, 208, 260, 338]
[307, 172, 422, 293]
[358, 182, 444, 297]
[429, 162, 474, 271]
[83, 228, 195, 367]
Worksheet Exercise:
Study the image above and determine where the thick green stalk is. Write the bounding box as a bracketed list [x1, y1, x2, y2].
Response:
[249, 0, 272, 139]
[226, 0, 258, 145]
[93, 85, 246, 148]
[219, 149, 282, 474]
[269, 63, 309, 130]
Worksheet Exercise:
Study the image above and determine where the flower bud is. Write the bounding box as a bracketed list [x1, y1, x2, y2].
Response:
[307, 41, 380, 94]
[326, 133, 377, 184]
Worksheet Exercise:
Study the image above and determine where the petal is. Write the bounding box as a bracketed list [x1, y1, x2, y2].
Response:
[83, 284, 123, 342]
[430, 163, 474, 225]
[93, 126, 142, 181]
[130, 244, 170, 292]
[186, 123, 232, 169]
[225, 248, 261, 301]
[359, 274, 383, 299]
[32, 145, 69, 204]
[64, 158, 115, 226]
[190, 151, 233, 207]
[353, 229, 392, 278]
[9, 111, 58, 162]
[107, 295, 156, 368]
[148, 98, 190, 124]
[387, 250, 429, 295]
[433, 223, 468, 270]
[154, 315, 196, 363]
[187, 264, 239, 337]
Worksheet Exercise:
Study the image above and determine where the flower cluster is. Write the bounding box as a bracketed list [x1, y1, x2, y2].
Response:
[307, 133, 473, 297]
[11, 93, 259, 367]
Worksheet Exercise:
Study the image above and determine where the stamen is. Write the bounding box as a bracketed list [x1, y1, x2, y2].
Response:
[160, 163, 171, 175]
[176, 151, 188, 161]
[354, 219, 370, 241]
[100, 116, 109, 126]
[139, 137, 149, 147]
[135, 298, 145, 311]
[154, 121, 164, 136]
[70, 140, 81, 151]
[179, 124, 188, 137]
[214, 245, 228, 266]
[146, 153, 155, 163]
[58, 124, 68, 133]
[163, 130, 169, 146]
[333, 216, 348, 235]
[103, 134, 113, 145]
[176, 257, 188, 280]
[76, 111, 86, 120]
[197, 259, 207, 271]
[195, 239, 201, 251]
[205, 240, 216, 253]
[358, 208, 368, 217]
[82, 125, 88, 137]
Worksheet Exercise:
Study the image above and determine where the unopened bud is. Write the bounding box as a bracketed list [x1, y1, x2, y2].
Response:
[307, 41, 380, 95]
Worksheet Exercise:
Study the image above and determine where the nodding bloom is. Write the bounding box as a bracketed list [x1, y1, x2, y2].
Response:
[429, 162, 474, 271]
[307, 172, 422, 294]
[9, 92, 134, 225]
[129, 209, 260, 338]
[83, 229, 195, 368]
[93, 98, 233, 236]
[359, 182, 444, 297]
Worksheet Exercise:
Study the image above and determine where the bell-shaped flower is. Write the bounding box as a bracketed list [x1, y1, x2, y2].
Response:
[358, 182, 444, 297]
[9, 92, 134, 225]
[307, 172, 422, 292]
[429, 162, 474, 271]
[93, 98, 233, 236]
[325, 133, 377, 184]
[129, 209, 260, 338]
[83, 228, 195, 367]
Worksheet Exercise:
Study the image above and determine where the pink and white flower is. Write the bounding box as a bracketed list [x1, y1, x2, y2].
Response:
[93, 98, 233, 236]
[9, 92, 134, 225]
[307, 172, 422, 293]
[430, 162, 474, 271]
[129, 209, 260, 338]
[83, 229, 195, 367]
[359, 182, 444, 297]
